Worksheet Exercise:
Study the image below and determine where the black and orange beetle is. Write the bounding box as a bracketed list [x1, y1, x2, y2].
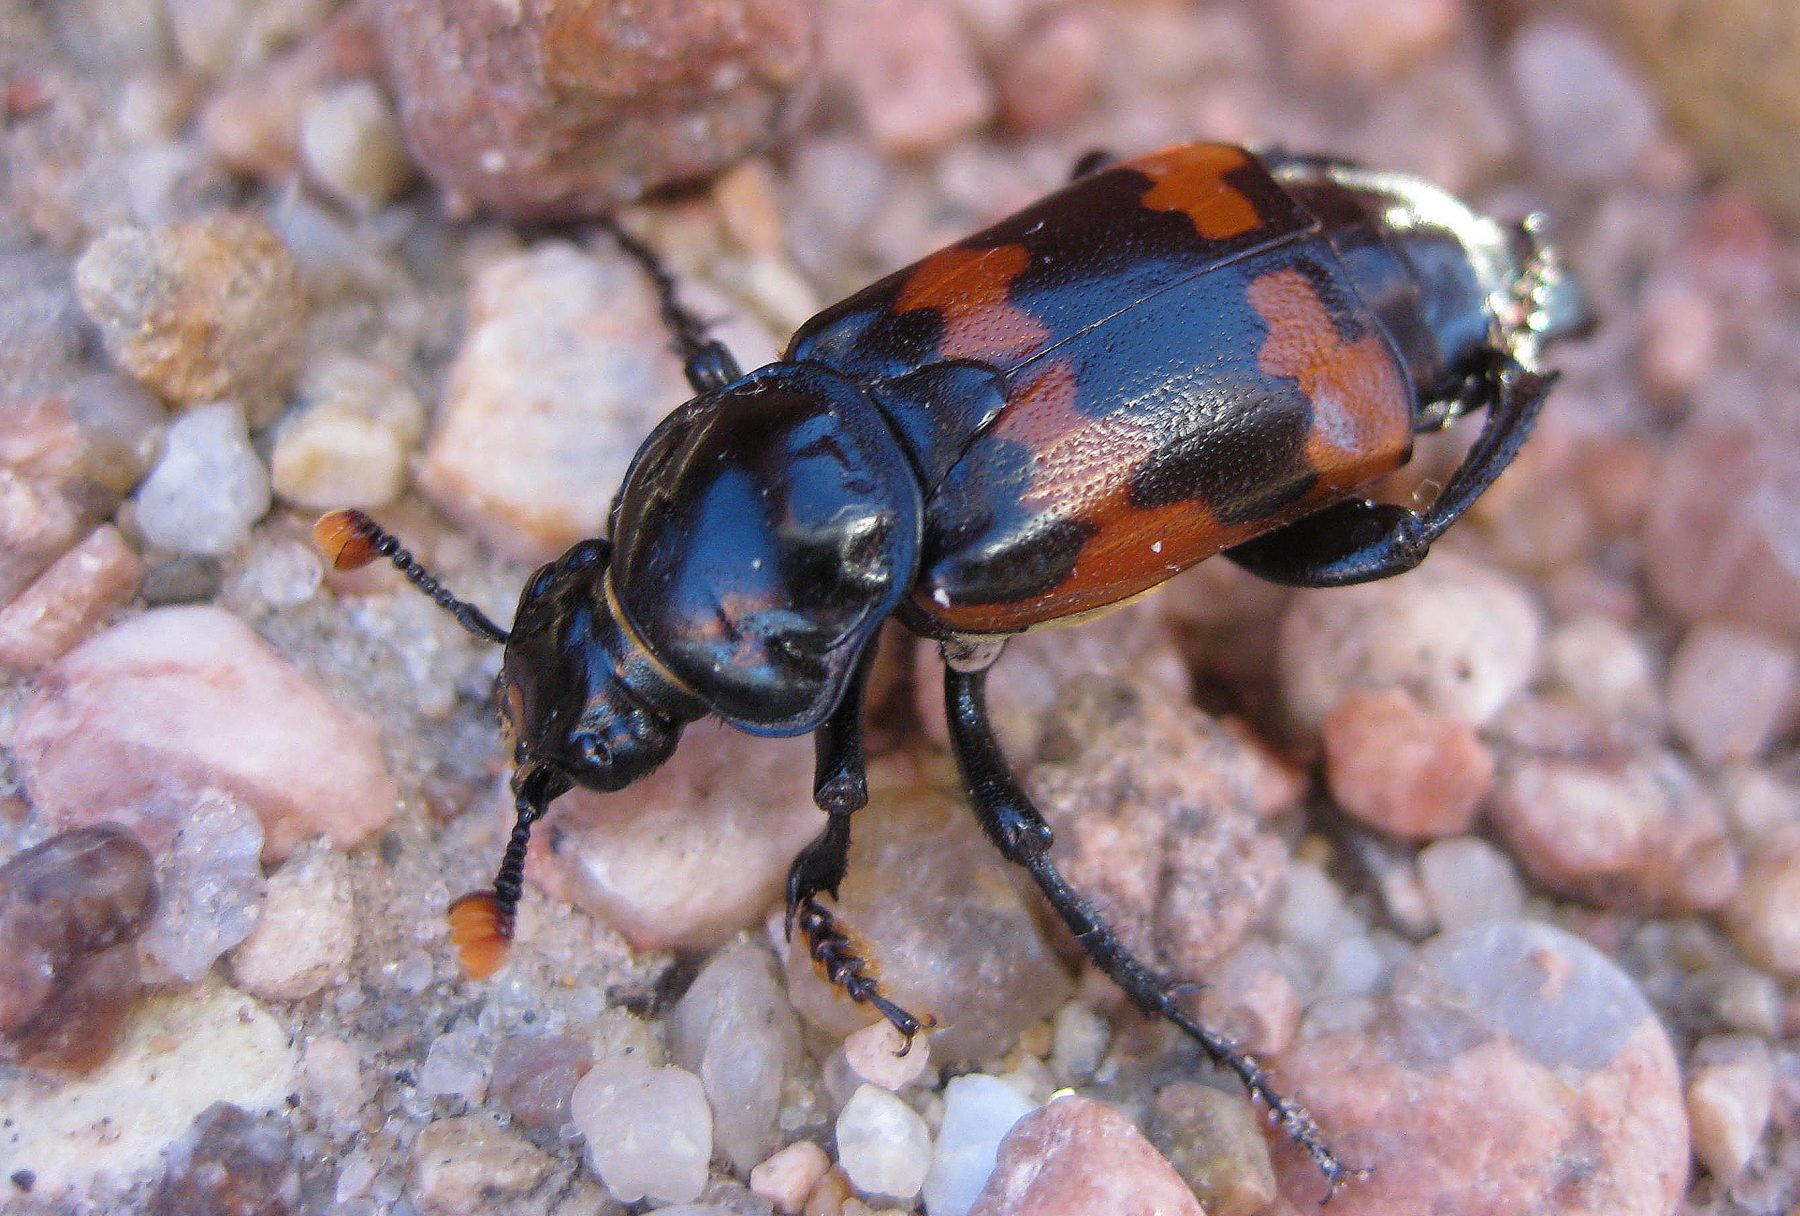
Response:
[317, 143, 1587, 1192]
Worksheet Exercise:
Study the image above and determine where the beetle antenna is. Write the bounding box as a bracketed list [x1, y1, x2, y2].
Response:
[313, 509, 510, 644]
[445, 766, 567, 979]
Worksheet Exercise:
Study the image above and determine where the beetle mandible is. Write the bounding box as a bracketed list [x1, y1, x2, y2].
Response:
[317, 143, 1588, 1194]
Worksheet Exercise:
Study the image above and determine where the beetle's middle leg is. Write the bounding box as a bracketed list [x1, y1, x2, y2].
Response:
[598, 217, 744, 394]
[943, 661, 1365, 1198]
[1226, 360, 1556, 587]
[787, 646, 925, 1046]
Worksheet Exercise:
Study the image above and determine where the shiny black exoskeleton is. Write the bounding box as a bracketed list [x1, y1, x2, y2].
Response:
[319, 144, 1587, 1197]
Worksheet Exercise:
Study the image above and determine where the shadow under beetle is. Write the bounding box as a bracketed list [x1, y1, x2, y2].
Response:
[317, 143, 1588, 1196]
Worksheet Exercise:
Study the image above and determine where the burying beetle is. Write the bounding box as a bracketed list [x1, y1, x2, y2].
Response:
[317, 143, 1587, 1194]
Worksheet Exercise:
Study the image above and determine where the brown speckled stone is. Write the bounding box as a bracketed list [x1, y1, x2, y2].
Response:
[1028, 688, 1291, 979]
[73, 214, 306, 421]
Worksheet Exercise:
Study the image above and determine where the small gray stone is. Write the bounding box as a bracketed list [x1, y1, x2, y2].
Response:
[133, 401, 271, 556]
[136, 790, 266, 984]
[1508, 20, 1662, 185]
[670, 937, 802, 1172]
[1666, 621, 1797, 766]
[1145, 1082, 1277, 1216]
[1416, 837, 1526, 932]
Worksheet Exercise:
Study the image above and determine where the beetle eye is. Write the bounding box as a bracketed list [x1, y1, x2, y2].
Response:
[573, 732, 610, 769]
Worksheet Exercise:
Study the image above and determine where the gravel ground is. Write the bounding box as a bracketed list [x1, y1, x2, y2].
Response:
[1, 1, 1796, 1215]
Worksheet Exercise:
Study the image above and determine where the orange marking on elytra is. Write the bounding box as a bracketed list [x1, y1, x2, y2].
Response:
[894, 244, 1053, 363]
[1247, 269, 1413, 493]
[923, 360, 1263, 633]
[1132, 144, 1263, 241]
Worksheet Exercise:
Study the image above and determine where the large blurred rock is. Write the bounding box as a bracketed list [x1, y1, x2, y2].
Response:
[374, 0, 818, 218]
[1497, 0, 1800, 225]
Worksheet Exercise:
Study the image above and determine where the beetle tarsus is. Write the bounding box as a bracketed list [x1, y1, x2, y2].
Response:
[945, 663, 1364, 1194]
[793, 893, 923, 1047]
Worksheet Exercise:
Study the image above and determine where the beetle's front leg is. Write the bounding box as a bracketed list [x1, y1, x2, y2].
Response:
[943, 663, 1365, 1199]
[1227, 361, 1556, 587]
[786, 647, 925, 1046]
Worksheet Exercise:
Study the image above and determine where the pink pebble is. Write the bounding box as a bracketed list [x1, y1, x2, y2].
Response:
[1322, 687, 1495, 839]
[15, 605, 397, 860]
[970, 1095, 1201, 1216]
[0, 525, 142, 673]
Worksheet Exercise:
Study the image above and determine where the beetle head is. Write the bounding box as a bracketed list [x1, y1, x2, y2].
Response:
[498, 537, 707, 797]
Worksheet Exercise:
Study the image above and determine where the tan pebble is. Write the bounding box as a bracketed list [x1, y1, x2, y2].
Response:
[750, 1141, 831, 1215]
[412, 1114, 554, 1216]
[229, 840, 356, 1000]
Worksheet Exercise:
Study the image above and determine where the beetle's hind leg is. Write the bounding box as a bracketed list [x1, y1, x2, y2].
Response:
[786, 647, 927, 1047]
[943, 662, 1367, 1199]
[598, 217, 744, 394]
[1226, 360, 1556, 588]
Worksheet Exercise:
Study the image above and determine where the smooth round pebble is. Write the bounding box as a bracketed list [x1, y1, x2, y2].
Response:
[842, 1018, 931, 1092]
[922, 1074, 1037, 1216]
[1415, 836, 1525, 932]
[1322, 687, 1495, 839]
[1724, 838, 1800, 977]
[571, 1056, 712, 1205]
[1508, 21, 1661, 185]
[968, 1095, 1200, 1216]
[1279, 554, 1542, 730]
[298, 80, 411, 213]
[15, 605, 398, 861]
[133, 402, 271, 556]
[1685, 1035, 1773, 1184]
[836, 1084, 932, 1203]
[1665, 621, 1797, 766]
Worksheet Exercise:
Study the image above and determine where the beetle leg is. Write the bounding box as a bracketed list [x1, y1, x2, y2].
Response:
[944, 664, 1366, 1198]
[598, 217, 744, 394]
[1226, 361, 1557, 587]
[786, 647, 927, 1047]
